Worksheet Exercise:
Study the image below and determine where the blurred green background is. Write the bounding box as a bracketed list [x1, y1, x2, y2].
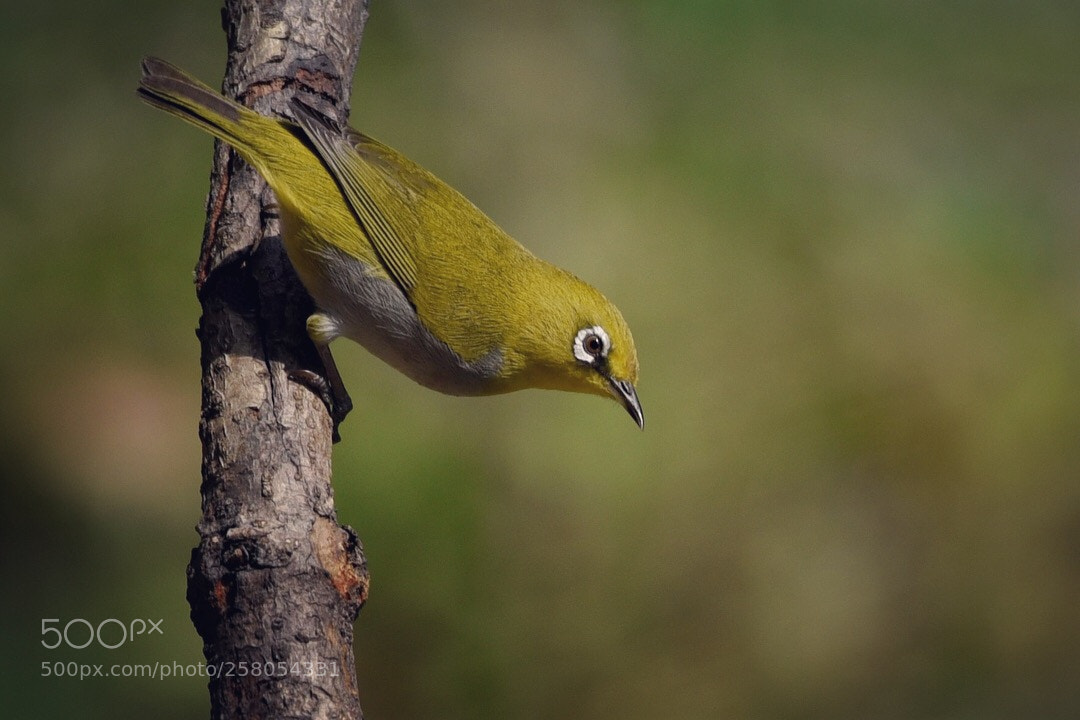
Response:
[3, 1, 1079, 718]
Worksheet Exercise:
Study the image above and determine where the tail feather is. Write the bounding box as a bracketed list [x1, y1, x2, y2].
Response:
[137, 56, 251, 151]
[141, 57, 213, 91]
[138, 56, 329, 216]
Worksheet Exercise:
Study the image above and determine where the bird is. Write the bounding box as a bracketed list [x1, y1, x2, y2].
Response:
[137, 57, 642, 431]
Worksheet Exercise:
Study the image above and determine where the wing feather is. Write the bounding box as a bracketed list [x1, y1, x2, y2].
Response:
[291, 100, 420, 296]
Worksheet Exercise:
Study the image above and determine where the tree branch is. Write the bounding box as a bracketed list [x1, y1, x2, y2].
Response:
[187, 1, 371, 717]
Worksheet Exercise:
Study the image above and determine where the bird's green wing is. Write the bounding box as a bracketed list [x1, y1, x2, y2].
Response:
[291, 100, 419, 297]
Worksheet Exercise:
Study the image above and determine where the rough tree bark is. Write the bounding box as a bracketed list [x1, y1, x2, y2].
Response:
[186, 1, 371, 718]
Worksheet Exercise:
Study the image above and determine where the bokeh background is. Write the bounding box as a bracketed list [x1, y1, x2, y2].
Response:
[2, 1, 1079, 718]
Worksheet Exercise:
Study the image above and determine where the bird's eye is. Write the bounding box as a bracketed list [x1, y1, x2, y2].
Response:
[573, 325, 611, 365]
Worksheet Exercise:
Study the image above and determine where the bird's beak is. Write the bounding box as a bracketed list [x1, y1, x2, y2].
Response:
[608, 377, 644, 429]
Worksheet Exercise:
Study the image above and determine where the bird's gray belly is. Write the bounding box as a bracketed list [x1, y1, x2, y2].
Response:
[310, 246, 502, 395]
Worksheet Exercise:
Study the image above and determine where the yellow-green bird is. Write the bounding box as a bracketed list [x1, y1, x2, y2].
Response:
[138, 57, 642, 428]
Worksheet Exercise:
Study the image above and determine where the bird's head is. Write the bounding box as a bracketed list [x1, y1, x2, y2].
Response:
[505, 269, 643, 428]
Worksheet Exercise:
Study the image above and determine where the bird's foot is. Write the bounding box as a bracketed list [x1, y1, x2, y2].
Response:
[289, 368, 353, 443]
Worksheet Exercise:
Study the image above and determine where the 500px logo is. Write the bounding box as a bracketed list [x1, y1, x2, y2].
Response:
[41, 618, 164, 650]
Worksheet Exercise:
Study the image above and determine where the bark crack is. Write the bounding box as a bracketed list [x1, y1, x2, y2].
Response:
[195, 146, 233, 294]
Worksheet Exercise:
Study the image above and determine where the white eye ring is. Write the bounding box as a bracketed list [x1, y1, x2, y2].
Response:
[573, 325, 611, 365]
